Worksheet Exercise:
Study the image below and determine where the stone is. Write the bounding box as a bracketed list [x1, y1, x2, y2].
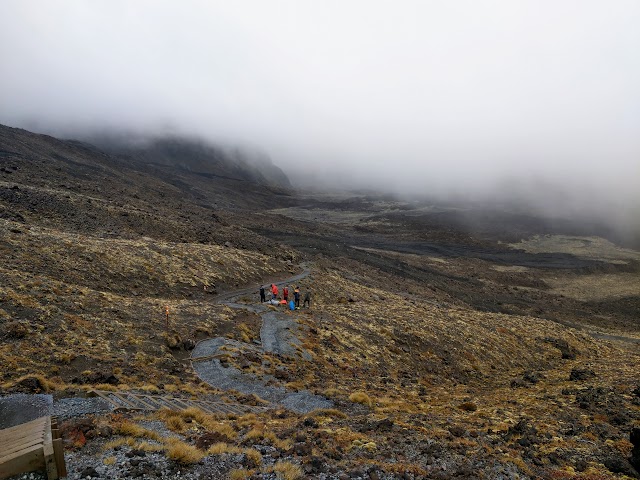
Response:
[303, 417, 318, 428]
[630, 427, 640, 472]
[12, 376, 47, 393]
[569, 368, 596, 381]
[80, 466, 99, 478]
[195, 431, 233, 449]
[604, 456, 635, 476]
[125, 448, 146, 457]
[449, 426, 466, 437]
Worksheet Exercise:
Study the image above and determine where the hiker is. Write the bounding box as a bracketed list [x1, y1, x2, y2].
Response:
[294, 286, 300, 308]
[271, 283, 279, 300]
[303, 290, 311, 308]
[259, 285, 266, 303]
[283, 286, 289, 302]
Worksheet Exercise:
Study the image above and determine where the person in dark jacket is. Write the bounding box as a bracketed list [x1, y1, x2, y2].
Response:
[294, 287, 300, 308]
[259, 285, 266, 303]
[303, 291, 311, 308]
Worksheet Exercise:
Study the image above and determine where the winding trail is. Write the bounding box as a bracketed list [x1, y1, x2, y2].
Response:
[190, 265, 333, 413]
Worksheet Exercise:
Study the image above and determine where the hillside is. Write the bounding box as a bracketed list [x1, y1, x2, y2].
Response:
[0, 125, 639, 479]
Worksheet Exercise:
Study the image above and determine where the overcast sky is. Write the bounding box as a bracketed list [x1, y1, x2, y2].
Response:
[0, 1, 638, 220]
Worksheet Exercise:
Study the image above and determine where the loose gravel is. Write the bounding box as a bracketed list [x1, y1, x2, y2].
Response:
[53, 397, 113, 421]
[192, 338, 332, 413]
[0, 394, 53, 429]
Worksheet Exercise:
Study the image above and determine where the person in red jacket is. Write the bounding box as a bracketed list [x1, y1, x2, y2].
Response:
[283, 286, 289, 301]
[271, 283, 279, 300]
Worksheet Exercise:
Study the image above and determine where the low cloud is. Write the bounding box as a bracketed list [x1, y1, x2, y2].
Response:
[1, 1, 638, 237]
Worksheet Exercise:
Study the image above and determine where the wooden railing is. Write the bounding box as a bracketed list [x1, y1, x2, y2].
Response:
[0, 416, 66, 479]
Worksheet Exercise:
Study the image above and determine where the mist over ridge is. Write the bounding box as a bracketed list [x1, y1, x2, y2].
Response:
[0, 1, 638, 242]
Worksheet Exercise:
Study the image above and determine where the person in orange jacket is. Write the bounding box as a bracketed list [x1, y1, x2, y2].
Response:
[271, 283, 279, 300]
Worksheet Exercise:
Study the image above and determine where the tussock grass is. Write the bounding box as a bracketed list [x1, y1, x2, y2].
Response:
[2, 374, 57, 392]
[228, 468, 254, 480]
[206, 442, 242, 455]
[348, 391, 372, 407]
[165, 416, 187, 432]
[272, 461, 303, 480]
[236, 413, 258, 428]
[202, 420, 238, 440]
[243, 426, 291, 450]
[243, 448, 262, 467]
[114, 421, 161, 441]
[164, 438, 205, 464]
[180, 406, 208, 424]
[322, 388, 342, 398]
[103, 438, 130, 450]
[93, 383, 118, 391]
[134, 440, 164, 452]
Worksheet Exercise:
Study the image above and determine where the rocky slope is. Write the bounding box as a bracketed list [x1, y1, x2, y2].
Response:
[1, 125, 639, 479]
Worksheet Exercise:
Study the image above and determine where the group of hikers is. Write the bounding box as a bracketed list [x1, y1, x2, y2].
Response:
[259, 284, 311, 309]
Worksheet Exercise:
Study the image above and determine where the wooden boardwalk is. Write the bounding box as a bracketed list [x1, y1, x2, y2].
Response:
[88, 390, 269, 415]
[0, 416, 66, 479]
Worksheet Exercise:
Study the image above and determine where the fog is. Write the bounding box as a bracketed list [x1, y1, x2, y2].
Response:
[1, 1, 638, 234]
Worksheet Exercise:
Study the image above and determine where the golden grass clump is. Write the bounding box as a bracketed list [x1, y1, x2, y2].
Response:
[228, 468, 254, 480]
[244, 426, 268, 442]
[348, 391, 373, 407]
[156, 408, 180, 420]
[134, 440, 164, 452]
[164, 438, 205, 464]
[103, 456, 116, 465]
[166, 416, 187, 432]
[322, 388, 342, 398]
[243, 448, 262, 468]
[2, 374, 57, 393]
[272, 461, 303, 480]
[114, 421, 161, 441]
[236, 413, 258, 428]
[140, 384, 160, 394]
[94, 383, 118, 392]
[180, 406, 208, 424]
[203, 420, 238, 441]
[243, 426, 291, 450]
[207, 442, 242, 455]
[103, 438, 131, 450]
[115, 421, 147, 437]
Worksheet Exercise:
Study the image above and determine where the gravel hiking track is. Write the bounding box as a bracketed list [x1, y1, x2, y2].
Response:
[191, 264, 333, 413]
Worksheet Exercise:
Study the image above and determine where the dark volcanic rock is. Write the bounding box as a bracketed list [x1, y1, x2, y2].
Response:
[79, 466, 99, 478]
[512, 370, 543, 388]
[631, 427, 640, 472]
[604, 455, 636, 476]
[195, 431, 233, 449]
[10, 376, 48, 393]
[569, 368, 596, 381]
[73, 371, 119, 385]
[545, 337, 578, 360]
